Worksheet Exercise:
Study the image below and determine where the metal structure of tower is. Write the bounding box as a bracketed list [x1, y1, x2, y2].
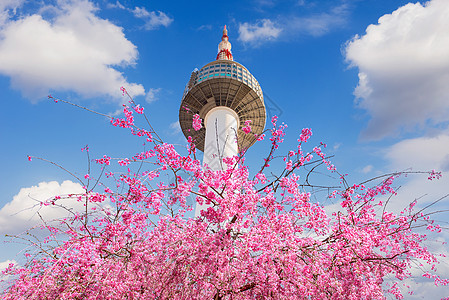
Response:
[179, 26, 266, 172]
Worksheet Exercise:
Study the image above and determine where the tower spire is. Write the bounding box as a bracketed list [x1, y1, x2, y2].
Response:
[216, 25, 233, 61]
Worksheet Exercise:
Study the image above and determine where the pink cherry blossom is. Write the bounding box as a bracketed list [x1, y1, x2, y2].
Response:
[3, 99, 446, 300]
[242, 120, 251, 134]
[192, 113, 202, 131]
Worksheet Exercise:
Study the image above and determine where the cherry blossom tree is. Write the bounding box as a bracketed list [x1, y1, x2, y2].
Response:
[1, 89, 447, 299]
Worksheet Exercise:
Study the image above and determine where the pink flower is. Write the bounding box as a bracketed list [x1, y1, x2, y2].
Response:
[95, 155, 111, 165]
[192, 114, 202, 131]
[256, 133, 265, 141]
[133, 104, 144, 114]
[428, 169, 442, 180]
[298, 128, 312, 143]
[118, 158, 130, 166]
[242, 120, 251, 134]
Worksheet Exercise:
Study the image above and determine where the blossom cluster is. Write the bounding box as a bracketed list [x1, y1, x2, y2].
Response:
[192, 114, 202, 131]
[5, 94, 447, 300]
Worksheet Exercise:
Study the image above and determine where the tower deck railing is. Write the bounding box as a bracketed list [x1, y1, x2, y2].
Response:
[182, 60, 263, 101]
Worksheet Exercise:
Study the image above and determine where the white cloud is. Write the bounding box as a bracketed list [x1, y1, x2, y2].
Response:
[332, 142, 341, 151]
[106, 3, 173, 31]
[288, 3, 348, 37]
[132, 7, 173, 30]
[364, 132, 449, 254]
[197, 24, 212, 31]
[238, 4, 348, 46]
[254, 0, 276, 8]
[381, 131, 449, 211]
[0, 0, 145, 101]
[145, 87, 161, 103]
[386, 132, 449, 172]
[169, 120, 181, 135]
[0, 260, 16, 272]
[0, 181, 85, 234]
[361, 164, 373, 174]
[0, 259, 17, 289]
[344, 6, 449, 294]
[238, 19, 282, 44]
[345, 0, 449, 140]
[0, 0, 23, 26]
[106, 1, 125, 10]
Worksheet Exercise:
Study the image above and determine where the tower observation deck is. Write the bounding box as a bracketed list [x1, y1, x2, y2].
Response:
[179, 26, 266, 153]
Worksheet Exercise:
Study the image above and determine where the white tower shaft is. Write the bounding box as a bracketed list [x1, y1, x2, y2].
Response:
[194, 106, 239, 217]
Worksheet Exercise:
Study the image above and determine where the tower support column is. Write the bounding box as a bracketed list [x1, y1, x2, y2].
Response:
[203, 106, 240, 171]
[195, 106, 239, 217]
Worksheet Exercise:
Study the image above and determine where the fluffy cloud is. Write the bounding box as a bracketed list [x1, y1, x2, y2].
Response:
[345, 6, 449, 295]
[386, 132, 449, 172]
[0, 259, 17, 289]
[0, 181, 85, 234]
[107, 2, 173, 31]
[169, 120, 181, 135]
[106, 1, 125, 10]
[345, 0, 449, 140]
[0, 260, 16, 272]
[238, 19, 282, 44]
[238, 3, 349, 45]
[0, 0, 145, 101]
[287, 3, 348, 37]
[0, 0, 23, 26]
[382, 130, 449, 209]
[145, 87, 161, 103]
[361, 164, 373, 174]
[132, 7, 173, 30]
[325, 130, 449, 213]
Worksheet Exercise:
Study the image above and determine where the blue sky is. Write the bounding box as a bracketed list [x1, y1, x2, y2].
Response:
[1, 0, 449, 297]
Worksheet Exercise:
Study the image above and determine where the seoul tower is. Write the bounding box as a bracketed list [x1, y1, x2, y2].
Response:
[179, 26, 266, 215]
